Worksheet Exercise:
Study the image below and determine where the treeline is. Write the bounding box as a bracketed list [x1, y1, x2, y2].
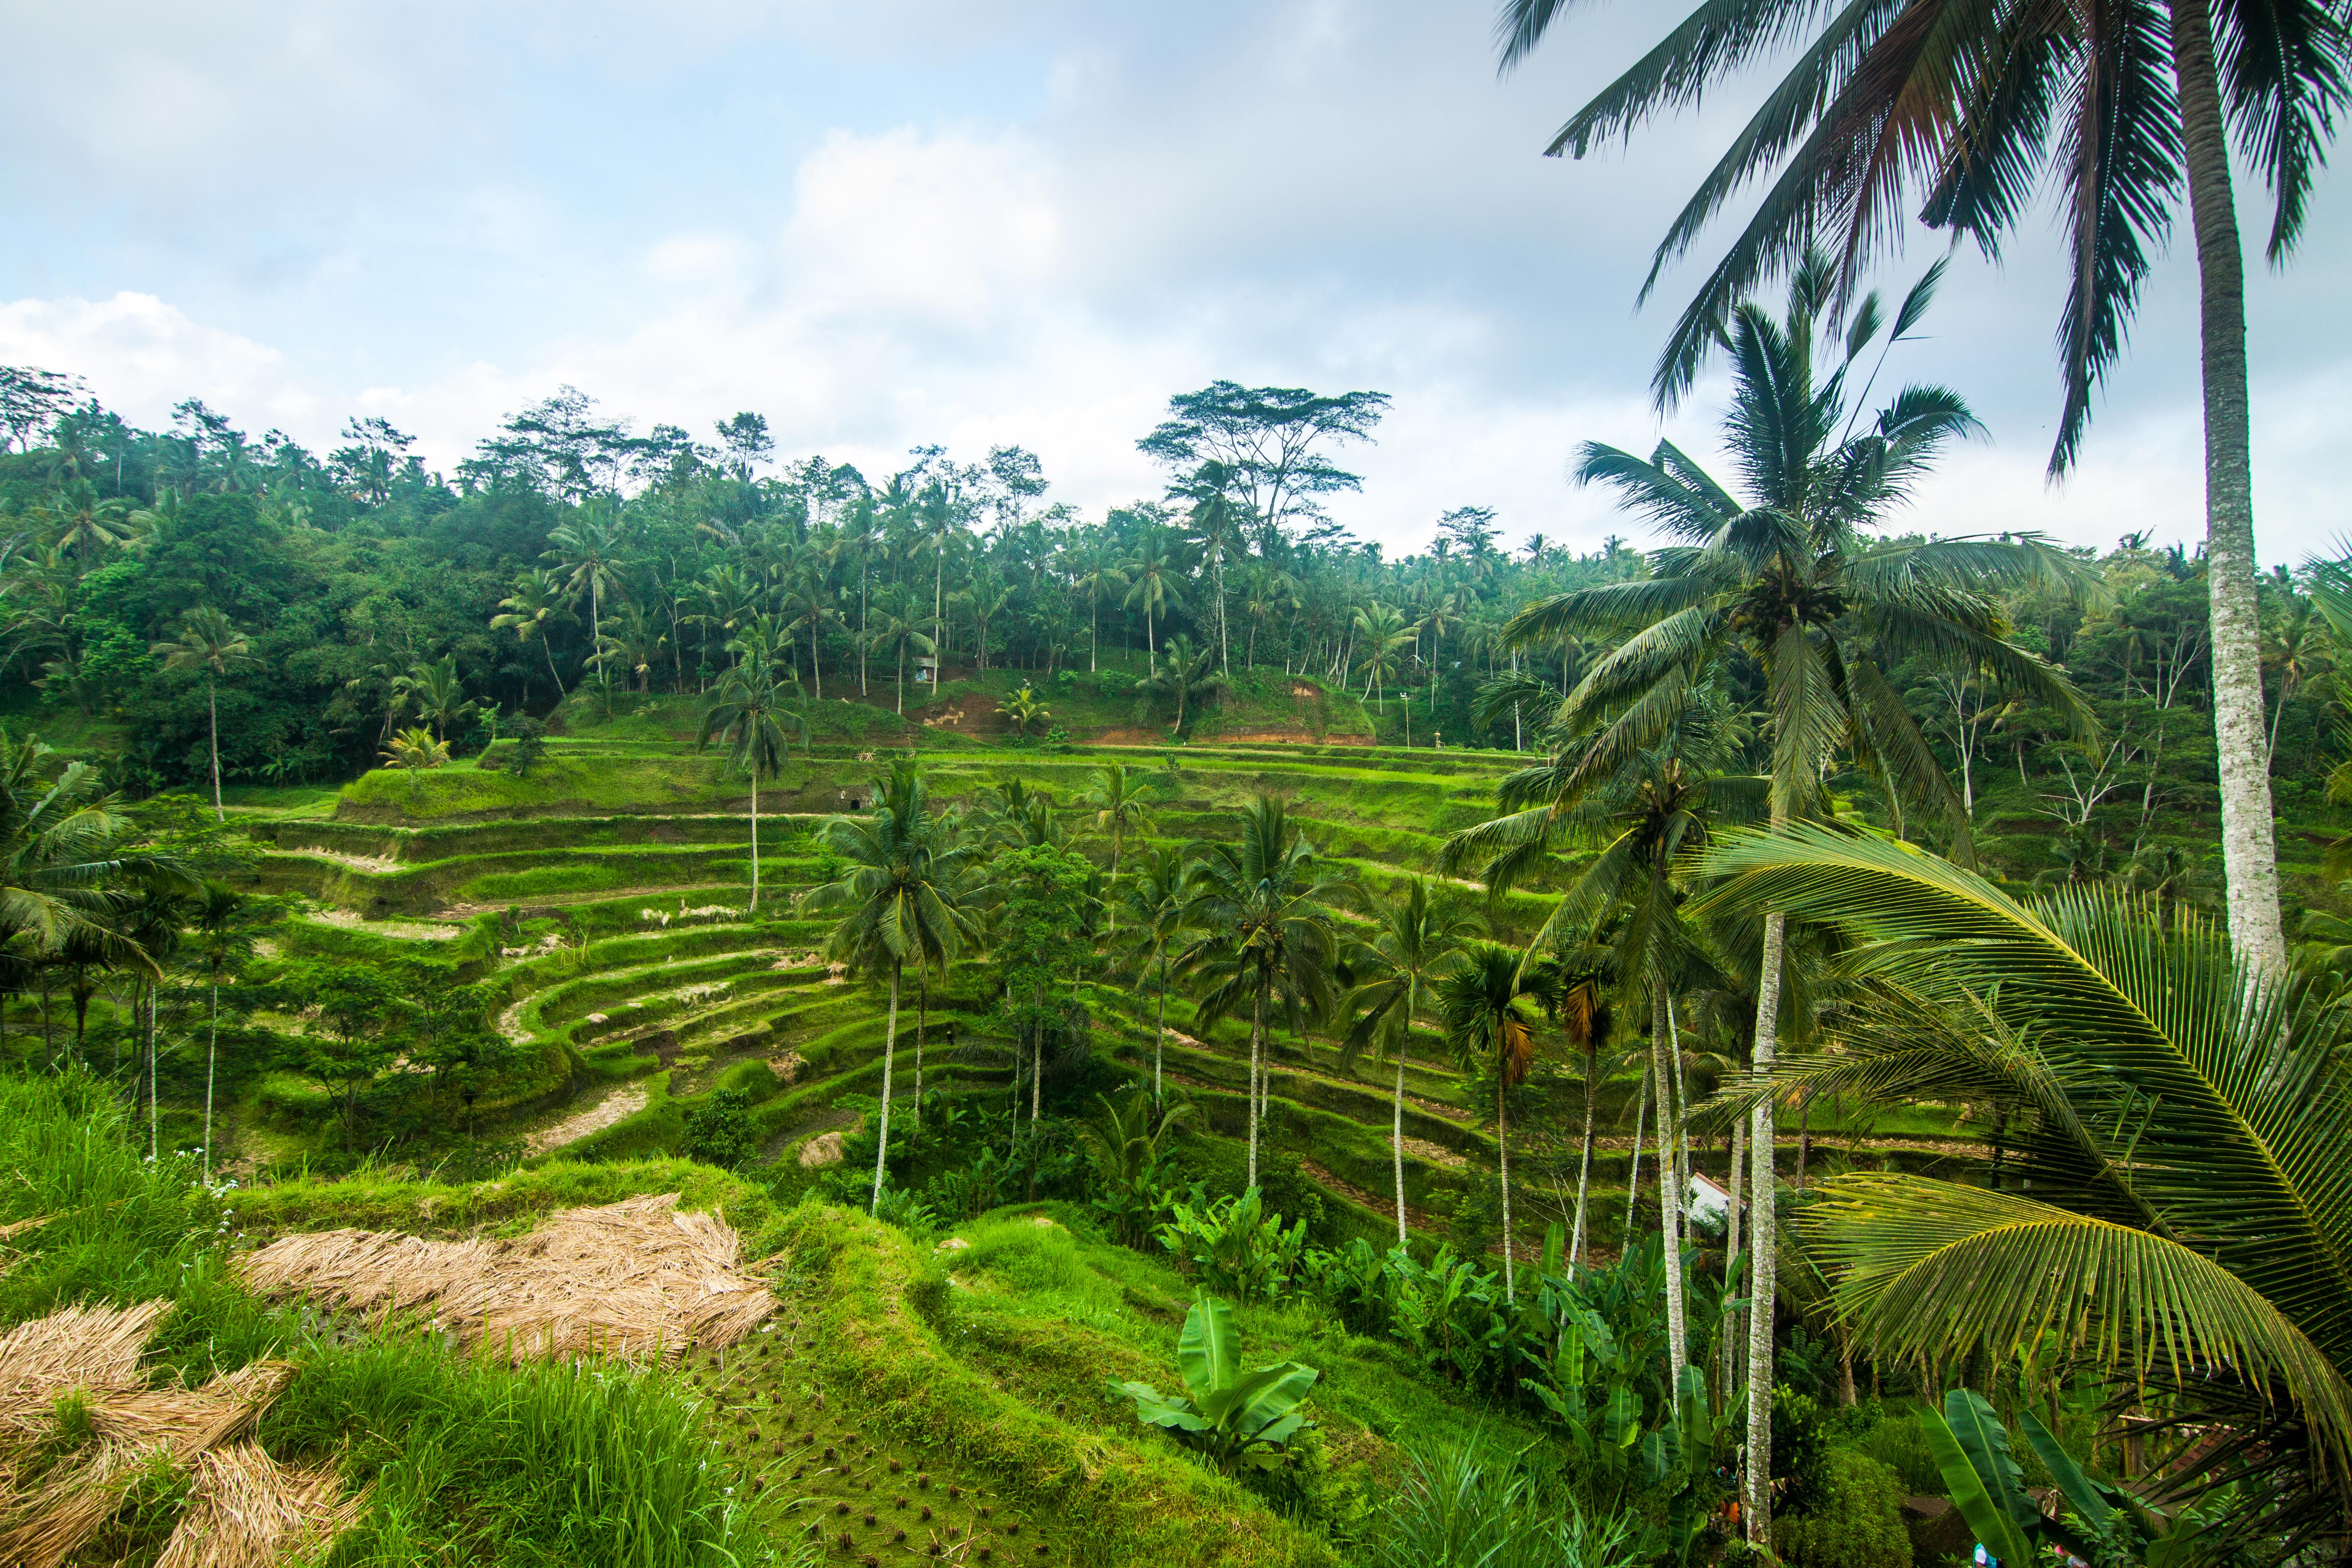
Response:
[0, 369, 2341, 879]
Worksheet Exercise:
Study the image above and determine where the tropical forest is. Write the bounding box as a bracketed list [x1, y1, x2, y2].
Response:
[2, 3, 2350, 1568]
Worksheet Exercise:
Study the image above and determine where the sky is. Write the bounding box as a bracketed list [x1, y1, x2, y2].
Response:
[3, 0, 2348, 564]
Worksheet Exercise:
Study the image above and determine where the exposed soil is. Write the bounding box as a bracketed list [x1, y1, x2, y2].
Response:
[524, 1083, 649, 1153]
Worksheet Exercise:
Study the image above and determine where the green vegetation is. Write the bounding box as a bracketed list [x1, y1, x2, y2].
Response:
[5, 239, 2350, 1566]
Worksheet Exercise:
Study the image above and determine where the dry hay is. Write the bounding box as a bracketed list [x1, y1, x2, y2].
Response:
[0, 1300, 172, 1436]
[155, 1443, 365, 1568]
[0, 1300, 296, 1568]
[238, 1192, 774, 1362]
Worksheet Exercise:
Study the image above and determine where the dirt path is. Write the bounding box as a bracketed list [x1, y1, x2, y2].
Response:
[525, 1083, 649, 1153]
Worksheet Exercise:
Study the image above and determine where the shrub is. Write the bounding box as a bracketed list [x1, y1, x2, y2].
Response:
[1775, 1447, 1912, 1568]
[683, 1088, 757, 1168]
[1157, 1187, 1307, 1304]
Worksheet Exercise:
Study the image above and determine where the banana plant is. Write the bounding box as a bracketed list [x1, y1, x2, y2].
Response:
[1106, 1289, 1319, 1472]
[1922, 1389, 2146, 1567]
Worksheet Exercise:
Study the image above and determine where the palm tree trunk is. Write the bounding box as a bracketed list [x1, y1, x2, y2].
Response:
[1624, 1058, 1648, 1250]
[1745, 909, 1787, 1552]
[2169, 0, 2284, 975]
[545, 637, 566, 697]
[1724, 1116, 1746, 1394]
[148, 984, 159, 1161]
[914, 975, 926, 1139]
[1108, 823, 1124, 933]
[1569, 1039, 1596, 1267]
[1392, 1032, 1411, 1250]
[810, 626, 823, 700]
[1653, 990, 1689, 1385]
[1247, 981, 1265, 1188]
[204, 979, 218, 1185]
[1497, 1076, 1515, 1306]
[1154, 950, 1168, 1110]
[207, 677, 223, 822]
[870, 962, 900, 1212]
[747, 767, 760, 913]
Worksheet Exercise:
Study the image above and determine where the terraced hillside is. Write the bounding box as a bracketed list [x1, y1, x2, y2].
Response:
[226, 730, 1991, 1253]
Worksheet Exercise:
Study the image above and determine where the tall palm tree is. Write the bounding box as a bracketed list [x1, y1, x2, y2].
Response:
[1177, 795, 1353, 1188]
[1700, 823, 2352, 1547]
[47, 480, 130, 564]
[1496, 0, 2349, 980]
[1342, 878, 1471, 1248]
[1444, 698, 1764, 1379]
[544, 507, 627, 681]
[1117, 844, 1190, 1109]
[1504, 258, 2094, 1537]
[780, 566, 842, 699]
[865, 586, 934, 715]
[695, 652, 808, 913]
[1351, 602, 1416, 711]
[1439, 942, 1540, 1305]
[1144, 635, 1229, 738]
[151, 606, 260, 822]
[1069, 544, 1130, 672]
[804, 763, 981, 1211]
[490, 568, 572, 697]
[188, 880, 251, 1186]
[1176, 461, 1244, 674]
[1079, 762, 1157, 925]
[390, 654, 475, 740]
[1124, 532, 1188, 659]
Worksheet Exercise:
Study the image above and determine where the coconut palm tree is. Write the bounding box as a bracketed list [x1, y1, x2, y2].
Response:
[1069, 543, 1130, 673]
[779, 567, 842, 699]
[864, 586, 934, 715]
[1117, 844, 1190, 1109]
[695, 652, 808, 913]
[1503, 256, 2094, 1534]
[1496, 0, 2347, 984]
[1144, 635, 1228, 738]
[188, 879, 253, 1185]
[490, 568, 573, 698]
[390, 654, 476, 740]
[150, 606, 260, 822]
[544, 507, 627, 681]
[1700, 822, 2352, 1548]
[1177, 795, 1353, 1188]
[1444, 700, 1764, 1377]
[804, 763, 981, 1212]
[1341, 878, 1471, 1247]
[1123, 531, 1189, 659]
[1439, 942, 1540, 1305]
[1079, 762, 1158, 921]
[46, 479, 131, 564]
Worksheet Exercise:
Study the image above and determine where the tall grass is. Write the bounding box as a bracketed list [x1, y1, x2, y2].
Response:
[264, 1334, 780, 1568]
[1369, 1427, 1640, 1568]
[0, 1070, 223, 1324]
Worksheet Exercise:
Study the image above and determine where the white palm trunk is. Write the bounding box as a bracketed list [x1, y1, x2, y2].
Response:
[747, 768, 760, 912]
[1745, 909, 1787, 1552]
[1568, 1040, 1597, 1267]
[2169, 0, 2286, 977]
[870, 964, 900, 1212]
[1497, 1077, 1515, 1305]
[1392, 1035, 1411, 1249]
[1653, 991, 1690, 1385]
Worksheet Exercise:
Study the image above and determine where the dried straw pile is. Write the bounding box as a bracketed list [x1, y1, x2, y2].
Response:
[0, 1302, 310, 1568]
[154, 1443, 364, 1568]
[238, 1192, 774, 1362]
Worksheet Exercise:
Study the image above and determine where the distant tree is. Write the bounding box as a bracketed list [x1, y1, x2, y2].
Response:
[1144, 635, 1228, 738]
[714, 411, 775, 482]
[544, 505, 629, 675]
[996, 684, 1051, 738]
[804, 763, 981, 1211]
[1138, 381, 1390, 551]
[1341, 877, 1470, 1248]
[1177, 795, 1352, 1188]
[695, 652, 807, 913]
[491, 567, 575, 699]
[1079, 762, 1158, 919]
[1440, 942, 1539, 1304]
[151, 607, 259, 822]
[295, 961, 401, 1150]
[1116, 844, 1191, 1109]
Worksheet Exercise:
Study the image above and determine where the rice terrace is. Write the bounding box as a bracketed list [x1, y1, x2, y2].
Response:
[7, 3, 2352, 1567]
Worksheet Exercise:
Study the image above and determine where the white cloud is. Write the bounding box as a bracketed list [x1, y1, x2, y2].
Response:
[0, 293, 319, 434]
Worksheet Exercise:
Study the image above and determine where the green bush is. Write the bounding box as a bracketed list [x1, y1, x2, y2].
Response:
[1776, 1447, 1913, 1568]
